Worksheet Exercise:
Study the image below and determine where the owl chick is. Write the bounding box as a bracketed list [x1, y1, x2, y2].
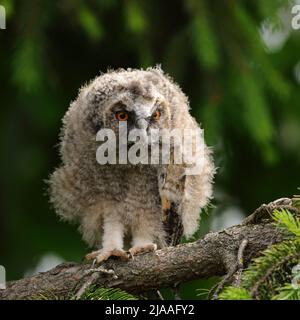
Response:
[49, 67, 215, 263]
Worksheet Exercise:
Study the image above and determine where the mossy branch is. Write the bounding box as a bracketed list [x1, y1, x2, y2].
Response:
[0, 198, 298, 300]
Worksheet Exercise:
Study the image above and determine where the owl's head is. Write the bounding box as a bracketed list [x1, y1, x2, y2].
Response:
[75, 67, 190, 138]
[62, 67, 194, 166]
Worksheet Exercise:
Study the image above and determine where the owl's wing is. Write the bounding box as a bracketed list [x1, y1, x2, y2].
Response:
[161, 198, 184, 246]
[159, 145, 214, 246]
[159, 166, 185, 246]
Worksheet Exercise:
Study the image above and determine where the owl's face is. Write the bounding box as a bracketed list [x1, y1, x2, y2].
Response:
[104, 88, 171, 139]
[84, 72, 175, 144]
[77, 68, 191, 166]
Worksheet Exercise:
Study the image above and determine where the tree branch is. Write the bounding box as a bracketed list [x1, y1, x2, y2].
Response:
[2, 198, 298, 300]
[1, 204, 289, 300]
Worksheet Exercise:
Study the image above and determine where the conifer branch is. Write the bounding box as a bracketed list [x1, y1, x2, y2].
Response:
[0, 199, 292, 300]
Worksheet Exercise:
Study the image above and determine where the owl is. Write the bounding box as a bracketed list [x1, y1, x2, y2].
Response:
[49, 67, 215, 263]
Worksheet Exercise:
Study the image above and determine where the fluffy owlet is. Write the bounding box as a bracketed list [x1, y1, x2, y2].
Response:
[49, 67, 215, 263]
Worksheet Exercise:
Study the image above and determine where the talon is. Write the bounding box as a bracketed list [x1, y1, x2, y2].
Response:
[129, 251, 135, 260]
[85, 250, 100, 261]
[129, 243, 157, 258]
[110, 249, 130, 261]
[85, 249, 129, 264]
[96, 253, 110, 264]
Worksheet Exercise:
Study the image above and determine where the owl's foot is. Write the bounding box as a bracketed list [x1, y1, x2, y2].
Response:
[85, 248, 129, 264]
[128, 243, 157, 259]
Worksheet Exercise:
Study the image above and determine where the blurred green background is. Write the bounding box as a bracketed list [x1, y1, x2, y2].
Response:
[1, 0, 300, 299]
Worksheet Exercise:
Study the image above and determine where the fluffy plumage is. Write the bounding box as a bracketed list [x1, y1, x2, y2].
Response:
[49, 67, 215, 261]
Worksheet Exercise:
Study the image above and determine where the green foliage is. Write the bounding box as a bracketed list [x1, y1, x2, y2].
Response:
[272, 283, 300, 300]
[1, 0, 300, 301]
[79, 286, 138, 301]
[33, 286, 138, 300]
[272, 209, 300, 237]
[125, 0, 148, 34]
[12, 38, 44, 93]
[219, 209, 300, 300]
[238, 73, 276, 163]
[219, 287, 252, 300]
[77, 5, 104, 42]
[186, 0, 220, 70]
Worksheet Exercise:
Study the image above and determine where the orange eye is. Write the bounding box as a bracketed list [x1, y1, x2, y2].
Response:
[115, 111, 129, 121]
[152, 110, 161, 121]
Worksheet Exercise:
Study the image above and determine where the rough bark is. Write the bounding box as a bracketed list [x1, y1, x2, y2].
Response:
[0, 215, 286, 300]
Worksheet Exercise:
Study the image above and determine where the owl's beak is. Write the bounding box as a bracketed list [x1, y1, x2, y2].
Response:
[135, 118, 149, 130]
[134, 118, 150, 145]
